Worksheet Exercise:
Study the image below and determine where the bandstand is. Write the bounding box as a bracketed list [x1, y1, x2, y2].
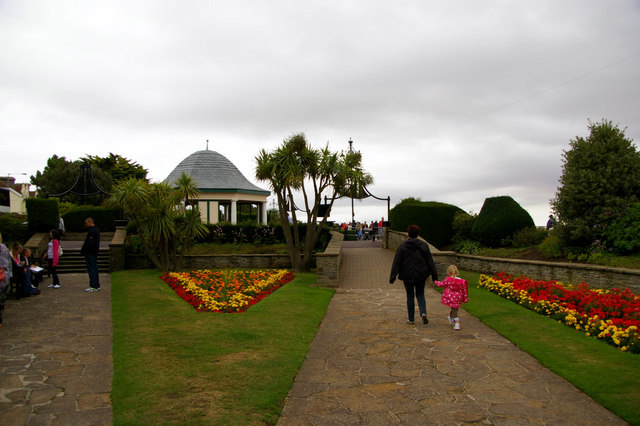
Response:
[165, 148, 270, 225]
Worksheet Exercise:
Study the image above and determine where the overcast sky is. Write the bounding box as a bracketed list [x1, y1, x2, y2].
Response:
[2, 1, 639, 226]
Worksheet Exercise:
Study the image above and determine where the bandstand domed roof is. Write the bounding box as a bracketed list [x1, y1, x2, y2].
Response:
[165, 149, 269, 195]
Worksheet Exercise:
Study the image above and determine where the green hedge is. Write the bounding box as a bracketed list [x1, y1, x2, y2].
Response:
[0, 213, 32, 245]
[195, 223, 331, 250]
[25, 198, 59, 232]
[471, 196, 534, 247]
[389, 199, 464, 248]
[62, 206, 120, 232]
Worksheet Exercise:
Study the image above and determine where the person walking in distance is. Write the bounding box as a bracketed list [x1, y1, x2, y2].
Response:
[389, 224, 439, 325]
[434, 265, 469, 330]
[81, 217, 100, 292]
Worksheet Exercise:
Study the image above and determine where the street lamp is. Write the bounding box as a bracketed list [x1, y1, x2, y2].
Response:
[348, 138, 355, 226]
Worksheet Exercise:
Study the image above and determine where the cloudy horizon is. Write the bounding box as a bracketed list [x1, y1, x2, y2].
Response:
[2, 0, 639, 226]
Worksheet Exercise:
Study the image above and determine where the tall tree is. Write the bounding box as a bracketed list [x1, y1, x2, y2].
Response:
[108, 173, 208, 271]
[551, 119, 640, 247]
[83, 153, 148, 183]
[255, 133, 372, 271]
[31, 155, 112, 205]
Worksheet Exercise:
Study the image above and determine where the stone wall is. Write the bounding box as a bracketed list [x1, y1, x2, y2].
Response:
[109, 226, 127, 272]
[385, 229, 640, 294]
[315, 231, 344, 287]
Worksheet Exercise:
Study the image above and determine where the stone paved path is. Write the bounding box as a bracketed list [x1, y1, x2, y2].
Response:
[0, 273, 112, 425]
[0, 242, 628, 425]
[278, 243, 625, 425]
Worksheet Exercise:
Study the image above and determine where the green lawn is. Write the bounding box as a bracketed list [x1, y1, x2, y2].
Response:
[111, 270, 334, 425]
[460, 270, 640, 425]
[111, 269, 639, 425]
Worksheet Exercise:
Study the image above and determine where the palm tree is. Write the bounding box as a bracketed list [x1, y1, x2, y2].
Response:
[256, 133, 372, 271]
[109, 174, 208, 272]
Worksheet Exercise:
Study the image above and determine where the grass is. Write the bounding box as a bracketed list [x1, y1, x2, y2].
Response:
[112, 268, 639, 425]
[111, 270, 334, 425]
[459, 270, 640, 425]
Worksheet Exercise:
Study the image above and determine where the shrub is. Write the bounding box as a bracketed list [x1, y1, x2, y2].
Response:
[471, 196, 535, 247]
[538, 234, 564, 258]
[195, 223, 330, 250]
[602, 202, 640, 254]
[62, 206, 120, 232]
[25, 198, 59, 232]
[452, 210, 475, 243]
[0, 213, 31, 245]
[389, 199, 465, 248]
[456, 240, 481, 255]
[512, 226, 548, 247]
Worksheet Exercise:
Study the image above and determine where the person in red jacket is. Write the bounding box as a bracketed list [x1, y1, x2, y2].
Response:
[434, 265, 469, 330]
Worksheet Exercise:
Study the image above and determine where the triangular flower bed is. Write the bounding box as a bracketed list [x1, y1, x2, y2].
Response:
[161, 269, 295, 313]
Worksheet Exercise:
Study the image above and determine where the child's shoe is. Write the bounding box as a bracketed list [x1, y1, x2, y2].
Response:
[453, 318, 460, 330]
[447, 316, 454, 324]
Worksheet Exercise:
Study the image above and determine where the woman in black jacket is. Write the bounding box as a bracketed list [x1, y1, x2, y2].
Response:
[389, 225, 439, 325]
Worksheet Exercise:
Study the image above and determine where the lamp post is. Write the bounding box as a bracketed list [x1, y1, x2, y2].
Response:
[348, 138, 355, 226]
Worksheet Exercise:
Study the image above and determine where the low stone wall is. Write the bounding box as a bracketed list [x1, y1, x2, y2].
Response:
[316, 231, 344, 287]
[108, 226, 127, 272]
[386, 229, 640, 294]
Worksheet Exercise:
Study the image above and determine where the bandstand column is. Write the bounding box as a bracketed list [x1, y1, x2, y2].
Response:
[231, 201, 237, 224]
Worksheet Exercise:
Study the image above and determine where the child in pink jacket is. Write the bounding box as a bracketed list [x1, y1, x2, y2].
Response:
[434, 265, 468, 330]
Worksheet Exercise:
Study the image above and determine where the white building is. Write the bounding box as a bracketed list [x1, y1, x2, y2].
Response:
[0, 177, 29, 214]
[164, 149, 270, 224]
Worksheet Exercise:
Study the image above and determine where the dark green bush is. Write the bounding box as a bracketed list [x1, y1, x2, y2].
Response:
[512, 226, 548, 247]
[25, 198, 59, 232]
[389, 199, 464, 248]
[602, 202, 640, 254]
[196, 223, 330, 250]
[456, 240, 481, 255]
[452, 210, 475, 244]
[62, 206, 119, 232]
[0, 213, 31, 245]
[471, 196, 535, 247]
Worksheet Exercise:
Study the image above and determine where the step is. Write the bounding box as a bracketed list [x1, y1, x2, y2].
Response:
[56, 249, 109, 274]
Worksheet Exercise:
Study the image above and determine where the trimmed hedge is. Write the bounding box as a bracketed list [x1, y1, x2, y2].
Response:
[25, 198, 59, 232]
[0, 213, 32, 245]
[471, 195, 534, 247]
[62, 206, 120, 232]
[389, 199, 464, 248]
[195, 223, 331, 250]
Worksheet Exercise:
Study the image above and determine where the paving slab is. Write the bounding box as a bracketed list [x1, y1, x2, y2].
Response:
[0, 273, 112, 425]
[278, 244, 626, 425]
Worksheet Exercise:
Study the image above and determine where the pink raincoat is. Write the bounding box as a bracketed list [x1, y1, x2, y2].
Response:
[434, 276, 469, 308]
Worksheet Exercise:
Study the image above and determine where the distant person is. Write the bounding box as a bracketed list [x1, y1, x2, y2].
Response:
[434, 265, 469, 330]
[58, 216, 66, 238]
[81, 217, 100, 292]
[389, 224, 439, 325]
[0, 233, 12, 327]
[378, 217, 384, 240]
[44, 229, 61, 289]
[23, 247, 43, 289]
[546, 215, 557, 230]
[11, 243, 38, 297]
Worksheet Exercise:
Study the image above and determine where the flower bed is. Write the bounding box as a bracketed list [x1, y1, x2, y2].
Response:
[161, 269, 295, 313]
[479, 273, 640, 353]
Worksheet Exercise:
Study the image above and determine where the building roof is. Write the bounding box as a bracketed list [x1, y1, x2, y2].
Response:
[164, 149, 269, 196]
